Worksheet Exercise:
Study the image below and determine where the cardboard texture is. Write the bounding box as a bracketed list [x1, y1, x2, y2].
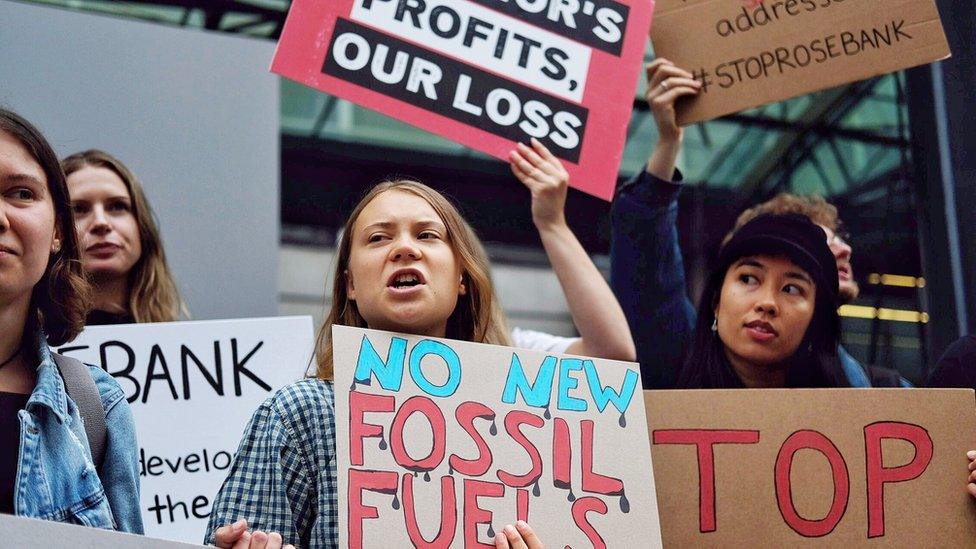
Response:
[57, 317, 313, 543]
[332, 325, 662, 547]
[271, 0, 655, 201]
[0, 514, 205, 548]
[645, 389, 976, 547]
[650, 0, 951, 125]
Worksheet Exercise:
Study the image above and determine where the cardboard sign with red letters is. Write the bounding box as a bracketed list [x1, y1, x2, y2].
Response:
[645, 389, 976, 547]
[332, 326, 662, 548]
[271, 0, 655, 201]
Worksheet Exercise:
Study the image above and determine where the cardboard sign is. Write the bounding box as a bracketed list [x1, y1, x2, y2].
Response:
[644, 389, 976, 546]
[650, 0, 951, 125]
[0, 514, 205, 548]
[57, 317, 314, 543]
[271, 0, 655, 201]
[332, 325, 662, 547]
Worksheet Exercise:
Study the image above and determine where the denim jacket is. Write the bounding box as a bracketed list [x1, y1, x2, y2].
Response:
[610, 170, 892, 388]
[14, 334, 143, 533]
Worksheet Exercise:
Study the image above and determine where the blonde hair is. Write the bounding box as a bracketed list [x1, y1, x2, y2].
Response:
[62, 150, 187, 323]
[722, 193, 841, 247]
[314, 180, 511, 380]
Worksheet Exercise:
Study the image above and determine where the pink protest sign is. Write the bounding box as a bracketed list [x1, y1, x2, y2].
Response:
[332, 325, 662, 547]
[271, 0, 654, 201]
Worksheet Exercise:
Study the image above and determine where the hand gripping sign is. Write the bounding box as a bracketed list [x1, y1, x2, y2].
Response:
[271, 0, 655, 201]
[645, 389, 976, 546]
[332, 325, 663, 548]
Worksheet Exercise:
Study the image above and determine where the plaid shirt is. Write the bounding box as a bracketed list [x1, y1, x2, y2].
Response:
[206, 379, 338, 548]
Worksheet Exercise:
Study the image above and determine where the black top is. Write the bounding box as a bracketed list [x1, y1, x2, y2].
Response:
[86, 309, 135, 326]
[928, 335, 976, 389]
[0, 391, 29, 514]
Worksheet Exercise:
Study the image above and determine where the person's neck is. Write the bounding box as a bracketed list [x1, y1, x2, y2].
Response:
[92, 275, 129, 314]
[0, 295, 30, 361]
[370, 321, 447, 339]
[0, 293, 36, 394]
[725, 348, 787, 388]
[417, 320, 448, 339]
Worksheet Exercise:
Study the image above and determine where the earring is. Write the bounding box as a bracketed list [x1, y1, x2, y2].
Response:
[711, 318, 718, 332]
[51, 239, 61, 253]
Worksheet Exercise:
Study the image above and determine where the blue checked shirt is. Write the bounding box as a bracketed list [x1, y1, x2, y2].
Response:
[206, 379, 338, 548]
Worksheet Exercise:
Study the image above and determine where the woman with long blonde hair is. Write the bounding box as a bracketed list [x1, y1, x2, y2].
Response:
[63, 150, 185, 324]
[314, 178, 514, 380]
[206, 140, 633, 548]
[314, 143, 635, 380]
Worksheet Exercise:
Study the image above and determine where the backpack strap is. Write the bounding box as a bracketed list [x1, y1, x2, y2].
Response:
[52, 353, 107, 470]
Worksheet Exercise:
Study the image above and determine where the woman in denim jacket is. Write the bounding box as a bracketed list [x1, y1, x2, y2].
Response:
[0, 108, 142, 533]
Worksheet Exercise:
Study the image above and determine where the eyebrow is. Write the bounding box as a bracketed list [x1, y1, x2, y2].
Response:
[785, 271, 813, 285]
[415, 219, 446, 231]
[70, 195, 130, 203]
[2, 173, 45, 186]
[734, 258, 764, 270]
[735, 258, 814, 285]
[360, 219, 446, 233]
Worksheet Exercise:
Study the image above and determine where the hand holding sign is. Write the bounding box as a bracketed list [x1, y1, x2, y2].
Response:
[494, 521, 544, 549]
[213, 517, 540, 549]
[968, 450, 976, 498]
[644, 59, 701, 144]
[509, 138, 636, 362]
[510, 138, 569, 230]
[639, 59, 703, 184]
[212, 520, 296, 549]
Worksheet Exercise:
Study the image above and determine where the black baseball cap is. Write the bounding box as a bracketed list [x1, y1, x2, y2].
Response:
[717, 213, 839, 298]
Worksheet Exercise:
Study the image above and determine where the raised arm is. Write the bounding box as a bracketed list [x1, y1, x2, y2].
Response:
[609, 59, 701, 388]
[643, 58, 700, 180]
[509, 138, 636, 362]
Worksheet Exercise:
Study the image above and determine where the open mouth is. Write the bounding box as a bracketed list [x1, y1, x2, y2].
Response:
[387, 269, 426, 290]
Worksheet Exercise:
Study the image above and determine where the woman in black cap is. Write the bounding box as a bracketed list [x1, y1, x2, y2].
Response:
[678, 213, 850, 389]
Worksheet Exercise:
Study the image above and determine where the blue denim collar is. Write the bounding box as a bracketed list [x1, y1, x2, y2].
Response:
[25, 333, 70, 424]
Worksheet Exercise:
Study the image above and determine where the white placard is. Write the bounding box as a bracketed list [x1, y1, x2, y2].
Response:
[57, 316, 314, 543]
